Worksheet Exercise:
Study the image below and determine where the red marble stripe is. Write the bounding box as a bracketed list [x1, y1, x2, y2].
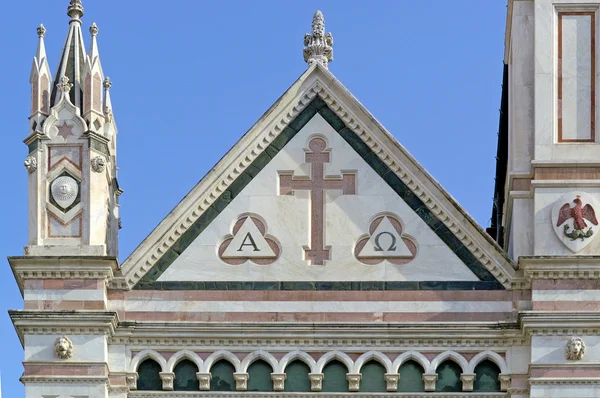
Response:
[24, 300, 106, 310]
[533, 279, 600, 291]
[108, 290, 529, 302]
[23, 364, 107, 377]
[530, 366, 600, 378]
[22, 279, 104, 290]
[533, 301, 600, 311]
[117, 311, 515, 323]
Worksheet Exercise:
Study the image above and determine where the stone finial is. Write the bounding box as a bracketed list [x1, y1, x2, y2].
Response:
[56, 76, 73, 95]
[103, 77, 112, 91]
[37, 24, 46, 38]
[90, 22, 98, 37]
[67, 0, 84, 19]
[303, 10, 334, 68]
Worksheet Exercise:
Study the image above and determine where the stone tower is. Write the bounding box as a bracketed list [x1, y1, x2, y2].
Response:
[11, 2, 120, 397]
[25, 0, 120, 258]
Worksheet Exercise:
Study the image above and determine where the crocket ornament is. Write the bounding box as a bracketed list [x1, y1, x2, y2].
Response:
[552, 192, 600, 253]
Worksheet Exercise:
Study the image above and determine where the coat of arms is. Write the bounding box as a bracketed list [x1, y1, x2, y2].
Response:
[552, 192, 600, 253]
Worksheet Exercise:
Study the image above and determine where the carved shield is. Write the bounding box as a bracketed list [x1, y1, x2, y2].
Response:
[552, 191, 600, 253]
[51, 176, 79, 210]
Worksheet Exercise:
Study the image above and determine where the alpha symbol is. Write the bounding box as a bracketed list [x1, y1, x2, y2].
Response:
[374, 232, 397, 252]
[238, 233, 260, 252]
[220, 216, 278, 260]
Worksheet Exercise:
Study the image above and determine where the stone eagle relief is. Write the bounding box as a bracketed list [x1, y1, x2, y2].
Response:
[552, 192, 600, 253]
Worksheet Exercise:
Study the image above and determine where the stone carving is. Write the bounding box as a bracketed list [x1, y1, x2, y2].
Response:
[68, 0, 84, 19]
[197, 373, 211, 390]
[279, 137, 355, 265]
[219, 215, 280, 265]
[422, 373, 437, 392]
[159, 372, 174, 390]
[308, 373, 323, 391]
[346, 373, 361, 391]
[37, 24, 46, 38]
[126, 373, 138, 390]
[384, 373, 399, 391]
[499, 374, 511, 391]
[566, 336, 586, 360]
[233, 372, 248, 391]
[91, 156, 106, 173]
[461, 373, 476, 392]
[355, 214, 418, 265]
[56, 121, 74, 140]
[56, 76, 73, 95]
[90, 22, 98, 37]
[271, 373, 286, 391]
[24, 155, 37, 173]
[51, 176, 79, 209]
[54, 336, 73, 359]
[303, 10, 333, 68]
[553, 192, 600, 252]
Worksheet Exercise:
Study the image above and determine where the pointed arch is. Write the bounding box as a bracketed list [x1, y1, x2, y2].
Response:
[467, 351, 508, 374]
[429, 351, 469, 373]
[203, 350, 241, 373]
[316, 351, 354, 373]
[166, 349, 204, 373]
[277, 351, 318, 373]
[240, 350, 278, 373]
[391, 351, 430, 374]
[130, 350, 167, 373]
[352, 351, 393, 373]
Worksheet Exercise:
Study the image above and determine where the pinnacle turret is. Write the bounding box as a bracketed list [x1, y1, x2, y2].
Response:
[303, 10, 334, 69]
[67, 0, 84, 20]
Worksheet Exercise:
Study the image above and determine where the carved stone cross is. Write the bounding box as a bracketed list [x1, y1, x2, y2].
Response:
[279, 137, 355, 265]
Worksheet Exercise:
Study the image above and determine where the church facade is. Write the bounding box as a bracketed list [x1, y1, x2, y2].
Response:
[9, 1, 600, 397]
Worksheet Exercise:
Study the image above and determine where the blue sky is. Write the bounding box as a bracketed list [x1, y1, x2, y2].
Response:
[0, 0, 507, 395]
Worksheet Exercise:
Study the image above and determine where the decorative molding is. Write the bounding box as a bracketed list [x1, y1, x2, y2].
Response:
[197, 372, 211, 390]
[422, 373, 437, 392]
[159, 372, 174, 391]
[54, 335, 74, 359]
[308, 373, 323, 391]
[271, 373, 286, 391]
[24, 155, 37, 173]
[529, 377, 600, 385]
[128, 394, 508, 398]
[521, 256, 600, 280]
[126, 372, 138, 390]
[122, 75, 515, 290]
[233, 372, 248, 391]
[460, 373, 475, 391]
[499, 374, 511, 391]
[91, 156, 106, 173]
[384, 373, 399, 391]
[303, 11, 333, 68]
[346, 373, 361, 392]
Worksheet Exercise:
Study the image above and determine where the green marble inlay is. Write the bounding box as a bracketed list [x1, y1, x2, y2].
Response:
[247, 360, 274, 392]
[435, 361, 462, 392]
[322, 360, 348, 392]
[90, 137, 109, 156]
[135, 97, 504, 290]
[398, 360, 425, 392]
[359, 361, 386, 392]
[283, 361, 311, 392]
[474, 360, 501, 392]
[28, 139, 39, 153]
[136, 359, 162, 391]
[210, 360, 236, 391]
[173, 359, 200, 391]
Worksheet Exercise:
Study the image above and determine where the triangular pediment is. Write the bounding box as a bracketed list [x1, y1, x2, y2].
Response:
[120, 65, 517, 290]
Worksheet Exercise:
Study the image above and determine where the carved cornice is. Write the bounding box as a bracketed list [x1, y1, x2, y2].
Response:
[9, 256, 117, 295]
[10, 310, 119, 345]
[521, 312, 600, 336]
[120, 68, 516, 289]
[529, 378, 600, 385]
[20, 376, 107, 384]
[521, 256, 600, 280]
[128, 394, 508, 398]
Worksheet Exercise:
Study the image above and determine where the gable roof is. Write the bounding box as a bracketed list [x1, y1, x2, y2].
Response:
[118, 64, 517, 290]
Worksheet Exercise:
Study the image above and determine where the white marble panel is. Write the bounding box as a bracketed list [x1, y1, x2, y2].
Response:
[560, 14, 594, 141]
[531, 385, 600, 398]
[159, 113, 480, 282]
[533, 289, 600, 301]
[24, 289, 105, 301]
[531, 335, 600, 363]
[24, 334, 106, 362]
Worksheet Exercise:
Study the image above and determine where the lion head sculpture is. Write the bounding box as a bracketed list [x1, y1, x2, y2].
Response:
[566, 336, 586, 360]
[54, 336, 74, 360]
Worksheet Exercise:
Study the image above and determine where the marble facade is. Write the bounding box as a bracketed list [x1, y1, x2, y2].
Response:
[10, 1, 600, 397]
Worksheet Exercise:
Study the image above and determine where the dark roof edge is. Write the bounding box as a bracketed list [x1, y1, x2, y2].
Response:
[488, 63, 509, 247]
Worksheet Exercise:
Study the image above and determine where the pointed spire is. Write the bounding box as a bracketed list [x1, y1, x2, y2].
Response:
[35, 24, 48, 64]
[88, 23, 100, 61]
[30, 24, 52, 119]
[103, 77, 114, 123]
[50, 0, 87, 109]
[303, 10, 334, 69]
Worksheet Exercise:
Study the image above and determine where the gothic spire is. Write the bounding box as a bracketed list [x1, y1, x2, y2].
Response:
[303, 10, 334, 69]
[30, 24, 52, 125]
[51, 0, 87, 109]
